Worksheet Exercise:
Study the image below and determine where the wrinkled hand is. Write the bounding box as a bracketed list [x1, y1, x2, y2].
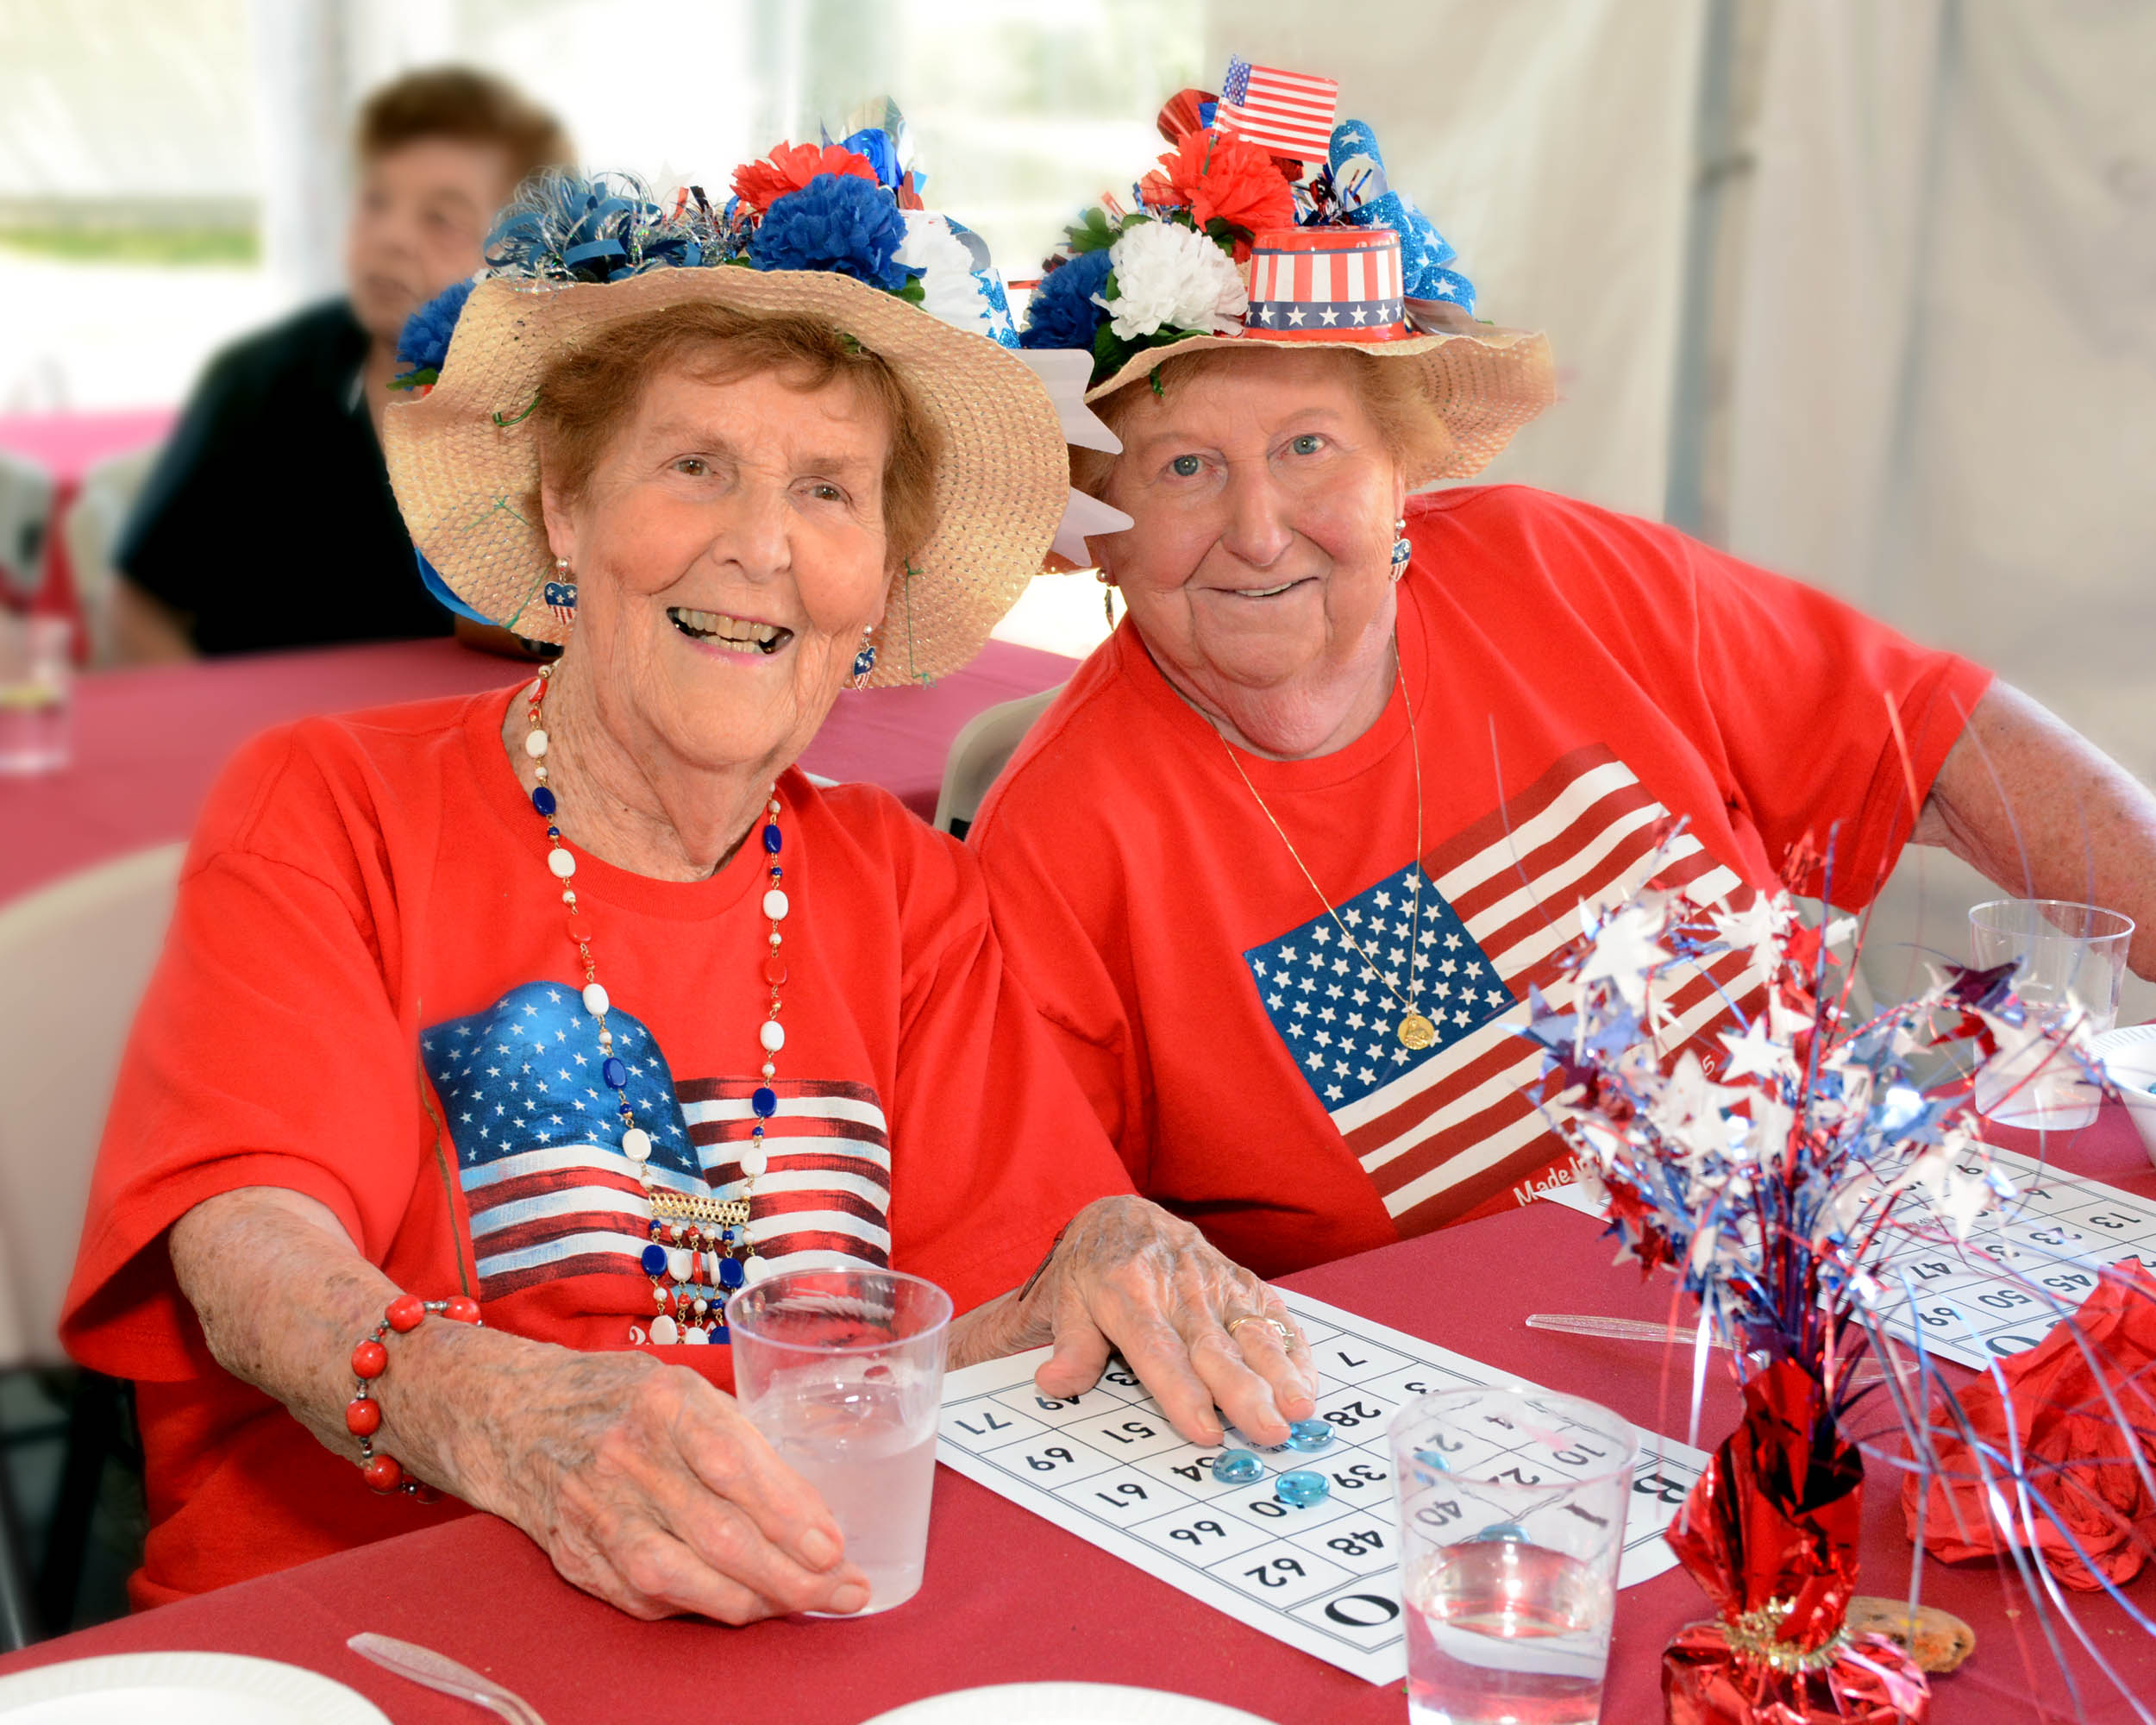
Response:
[969, 1195, 1318, 1447]
[477, 1347, 868, 1623]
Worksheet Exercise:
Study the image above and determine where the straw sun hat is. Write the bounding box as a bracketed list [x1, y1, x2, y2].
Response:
[382, 156, 1075, 687]
[1018, 83, 1557, 483]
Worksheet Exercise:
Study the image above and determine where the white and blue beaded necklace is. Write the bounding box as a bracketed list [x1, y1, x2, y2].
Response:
[522, 662, 787, 1346]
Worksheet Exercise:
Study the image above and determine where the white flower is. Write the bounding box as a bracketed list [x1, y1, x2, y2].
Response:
[895, 210, 996, 338]
[1097, 220, 1247, 341]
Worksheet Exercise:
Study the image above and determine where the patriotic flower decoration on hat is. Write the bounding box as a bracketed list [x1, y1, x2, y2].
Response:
[730, 141, 881, 214]
[391, 124, 1018, 395]
[380, 110, 1119, 680]
[1016, 56, 1557, 480]
[1017, 95, 1300, 384]
[1097, 218, 1248, 342]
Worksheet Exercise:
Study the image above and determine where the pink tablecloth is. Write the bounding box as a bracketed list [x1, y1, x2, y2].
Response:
[3, 637, 1075, 906]
[0, 411, 176, 634]
[0, 411, 176, 490]
[2, 1111, 2150, 1722]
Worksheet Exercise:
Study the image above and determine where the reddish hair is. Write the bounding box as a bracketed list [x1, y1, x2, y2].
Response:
[532, 300, 943, 574]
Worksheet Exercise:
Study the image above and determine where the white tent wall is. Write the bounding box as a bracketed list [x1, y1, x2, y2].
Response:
[1219, 0, 2156, 1015]
[1726, 2, 2156, 1013]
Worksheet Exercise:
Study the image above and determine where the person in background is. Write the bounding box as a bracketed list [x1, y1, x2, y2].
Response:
[109, 66, 571, 661]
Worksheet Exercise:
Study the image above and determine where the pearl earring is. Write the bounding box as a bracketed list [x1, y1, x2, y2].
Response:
[545, 556, 578, 624]
[1389, 518, 1412, 581]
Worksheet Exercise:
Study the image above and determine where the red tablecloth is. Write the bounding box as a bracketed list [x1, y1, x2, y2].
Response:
[3, 637, 1075, 907]
[0, 411, 176, 637]
[2, 1113, 2150, 1722]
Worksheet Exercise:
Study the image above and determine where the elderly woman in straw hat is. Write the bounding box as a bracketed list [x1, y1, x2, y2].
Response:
[59, 148, 1316, 1617]
[973, 81, 2156, 1281]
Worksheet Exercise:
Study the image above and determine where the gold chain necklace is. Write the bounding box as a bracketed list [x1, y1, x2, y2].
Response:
[1218, 658, 1438, 1051]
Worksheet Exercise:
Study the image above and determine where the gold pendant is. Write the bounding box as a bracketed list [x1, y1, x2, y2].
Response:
[1398, 1012, 1438, 1051]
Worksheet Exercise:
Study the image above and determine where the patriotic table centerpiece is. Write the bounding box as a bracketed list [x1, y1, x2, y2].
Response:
[1526, 831, 2151, 1722]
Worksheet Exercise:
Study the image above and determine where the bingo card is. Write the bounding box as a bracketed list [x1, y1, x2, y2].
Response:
[1865, 1140, 2156, 1371]
[936, 1289, 1708, 1684]
[1543, 1142, 2156, 1372]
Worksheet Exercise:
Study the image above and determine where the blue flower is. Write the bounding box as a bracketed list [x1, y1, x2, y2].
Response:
[1018, 248, 1112, 351]
[840, 126, 903, 188]
[395, 278, 475, 375]
[752, 173, 908, 291]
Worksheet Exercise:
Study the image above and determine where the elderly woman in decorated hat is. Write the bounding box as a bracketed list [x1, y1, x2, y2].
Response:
[59, 142, 1317, 1616]
[975, 73, 2156, 1281]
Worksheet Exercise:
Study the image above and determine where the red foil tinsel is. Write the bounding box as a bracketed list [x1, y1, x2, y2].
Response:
[1663, 1360, 1930, 1724]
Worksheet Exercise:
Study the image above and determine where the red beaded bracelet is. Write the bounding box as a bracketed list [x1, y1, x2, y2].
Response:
[346, 1292, 481, 1496]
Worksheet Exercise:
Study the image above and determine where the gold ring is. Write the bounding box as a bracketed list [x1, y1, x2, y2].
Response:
[1225, 1313, 1296, 1347]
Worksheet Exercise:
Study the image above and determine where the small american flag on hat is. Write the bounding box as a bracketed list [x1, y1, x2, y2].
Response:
[1215, 56, 1339, 162]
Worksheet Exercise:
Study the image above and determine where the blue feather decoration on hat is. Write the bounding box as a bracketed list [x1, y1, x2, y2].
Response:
[484, 171, 711, 284]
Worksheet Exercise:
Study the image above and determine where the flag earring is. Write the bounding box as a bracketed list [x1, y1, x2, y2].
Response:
[1389, 519, 1411, 581]
[1097, 568, 1119, 627]
[846, 626, 877, 690]
[545, 556, 578, 624]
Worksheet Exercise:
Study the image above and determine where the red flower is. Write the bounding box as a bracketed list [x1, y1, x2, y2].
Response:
[731, 143, 879, 215]
[1138, 130, 1294, 256]
[1903, 1259, 2156, 1590]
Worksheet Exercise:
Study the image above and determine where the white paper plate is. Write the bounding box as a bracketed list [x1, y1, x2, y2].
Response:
[0, 1652, 391, 1722]
[859, 1684, 1281, 1725]
[2093, 1023, 2156, 1060]
[2092, 1024, 2156, 1164]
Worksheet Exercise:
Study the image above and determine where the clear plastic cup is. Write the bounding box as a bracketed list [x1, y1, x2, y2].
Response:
[1971, 899, 2134, 1127]
[0, 613, 72, 775]
[1390, 1386, 1638, 1725]
[726, 1267, 952, 1615]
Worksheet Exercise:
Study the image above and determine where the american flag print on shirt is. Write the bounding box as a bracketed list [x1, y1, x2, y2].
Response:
[1215, 57, 1340, 161]
[1244, 745, 1771, 1233]
[423, 982, 890, 1304]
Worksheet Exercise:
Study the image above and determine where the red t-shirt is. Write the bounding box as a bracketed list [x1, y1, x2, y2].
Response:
[61, 687, 1130, 1605]
[971, 486, 1990, 1278]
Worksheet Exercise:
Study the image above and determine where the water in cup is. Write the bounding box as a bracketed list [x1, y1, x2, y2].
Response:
[0, 613, 70, 775]
[759, 1371, 938, 1611]
[727, 1267, 952, 1617]
[1404, 1538, 1614, 1725]
[1390, 1386, 1636, 1725]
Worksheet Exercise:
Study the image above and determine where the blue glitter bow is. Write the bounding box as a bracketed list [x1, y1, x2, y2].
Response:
[1326, 121, 1476, 312]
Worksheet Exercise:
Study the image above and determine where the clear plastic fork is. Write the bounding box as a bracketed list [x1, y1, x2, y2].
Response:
[1526, 1312, 1716, 1346]
[1525, 1313, 1890, 1384]
[348, 1632, 548, 1725]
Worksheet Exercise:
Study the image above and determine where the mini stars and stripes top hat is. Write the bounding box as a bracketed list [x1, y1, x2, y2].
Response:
[1244, 226, 1407, 339]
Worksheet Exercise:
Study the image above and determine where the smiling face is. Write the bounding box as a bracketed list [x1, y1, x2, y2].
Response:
[540, 365, 895, 783]
[1091, 350, 1409, 759]
[345, 139, 514, 348]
